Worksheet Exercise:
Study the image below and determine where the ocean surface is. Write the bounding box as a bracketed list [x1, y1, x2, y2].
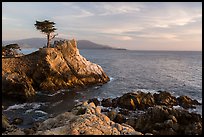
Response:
[3, 49, 202, 128]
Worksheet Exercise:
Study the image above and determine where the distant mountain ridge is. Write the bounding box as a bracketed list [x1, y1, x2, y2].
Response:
[2, 38, 114, 49]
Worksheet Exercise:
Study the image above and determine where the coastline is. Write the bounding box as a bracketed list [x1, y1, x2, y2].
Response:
[2, 40, 202, 135]
[2, 90, 202, 135]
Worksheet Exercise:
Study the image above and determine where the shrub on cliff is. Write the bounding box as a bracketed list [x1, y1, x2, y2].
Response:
[2, 43, 23, 57]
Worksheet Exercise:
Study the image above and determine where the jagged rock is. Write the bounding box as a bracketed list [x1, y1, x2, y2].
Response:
[3, 91, 202, 135]
[96, 91, 202, 135]
[2, 114, 11, 131]
[11, 118, 24, 125]
[117, 91, 155, 110]
[119, 108, 130, 115]
[88, 98, 100, 106]
[153, 91, 178, 107]
[168, 115, 177, 123]
[101, 98, 112, 107]
[134, 105, 202, 135]
[115, 91, 201, 111]
[112, 98, 118, 108]
[107, 109, 117, 121]
[177, 95, 201, 109]
[114, 114, 126, 124]
[32, 101, 138, 135]
[2, 72, 35, 100]
[2, 114, 25, 135]
[2, 39, 109, 99]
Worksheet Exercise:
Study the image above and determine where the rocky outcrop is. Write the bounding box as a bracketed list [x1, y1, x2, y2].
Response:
[2, 91, 202, 135]
[2, 39, 109, 99]
[2, 114, 11, 132]
[117, 91, 155, 110]
[177, 95, 201, 109]
[98, 91, 201, 110]
[2, 102, 142, 135]
[34, 101, 142, 135]
[133, 105, 202, 135]
[88, 91, 202, 135]
[2, 105, 25, 135]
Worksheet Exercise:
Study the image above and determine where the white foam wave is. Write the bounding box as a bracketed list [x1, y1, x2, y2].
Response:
[196, 99, 202, 104]
[4, 104, 27, 111]
[25, 109, 34, 114]
[108, 77, 114, 83]
[133, 89, 159, 94]
[4, 102, 46, 111]
[48, 90, 64, 97]
[35, 110, 48, 115]
[51, 100, 63, 107]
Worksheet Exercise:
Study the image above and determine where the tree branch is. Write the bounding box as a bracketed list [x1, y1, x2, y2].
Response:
[50, 33, 58, 40]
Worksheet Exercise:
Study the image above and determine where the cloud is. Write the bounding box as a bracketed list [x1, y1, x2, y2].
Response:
[2, 2, 202, 50]
[74, 9, 94, 18]
[152, 13, 201, 28]
[119, 36, 133, 40]
[136, 33, 179, 40]
[99, 3, 141, 16]
[101, 26, 144, 35]
[145, 6, 202, 28]
[112, 35, 133, 41]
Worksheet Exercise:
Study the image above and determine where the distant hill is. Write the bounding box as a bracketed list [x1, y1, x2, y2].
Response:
[2, 38, 114, 49]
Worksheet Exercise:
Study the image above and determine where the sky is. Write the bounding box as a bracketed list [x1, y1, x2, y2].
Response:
[2, 2, 202, 51]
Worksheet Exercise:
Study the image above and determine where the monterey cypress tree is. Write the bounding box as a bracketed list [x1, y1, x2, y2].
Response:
[34, 20, 58, 48]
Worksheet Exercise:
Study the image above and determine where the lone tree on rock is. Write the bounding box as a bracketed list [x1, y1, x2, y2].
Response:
[34, 20, 58, 48]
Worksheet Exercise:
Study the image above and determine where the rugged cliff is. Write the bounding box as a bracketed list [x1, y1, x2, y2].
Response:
[2, 39, 110, 99]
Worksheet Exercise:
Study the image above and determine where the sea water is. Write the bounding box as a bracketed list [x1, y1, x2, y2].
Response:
[3, 49, 202, 128]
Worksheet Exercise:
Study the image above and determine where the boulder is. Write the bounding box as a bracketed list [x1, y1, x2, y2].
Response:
[88, 98, 100, 106]
[2, 114, 11, 132]
[177, 96, 201, 109]
[134, 105, 202, 135]
[2, 39, 109, 99]
[107, 109, 117, 121]
[11, 118, 24, 125]
[2, 91, 202, 135]
[110, 91, 201, 111]
[94, 91, 202, 135]
[2, 72, 35, 100]
[33, 101, 139, 135]
[153, 91, 178, 107]
[101, 98, 112, 107]
[117, 91, 155, 110]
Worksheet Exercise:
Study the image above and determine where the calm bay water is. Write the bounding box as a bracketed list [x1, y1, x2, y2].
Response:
[3, 49, 202, 128]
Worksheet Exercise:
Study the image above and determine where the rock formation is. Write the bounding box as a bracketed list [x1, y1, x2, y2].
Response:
[34, 101, 142, 135]
[2, 91, 202, 135]
[101, 91, 201, 110]
[2, 101, 143, 135]
[89, 91, 202, 135]
[133, 105, 202, 135]
[2, 39, 109, 99]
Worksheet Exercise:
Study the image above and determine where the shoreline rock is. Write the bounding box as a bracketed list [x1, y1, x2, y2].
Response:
[2, 91, 202, 135]
[2, 39, 109, 99]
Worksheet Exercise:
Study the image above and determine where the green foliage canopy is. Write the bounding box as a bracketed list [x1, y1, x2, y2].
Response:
[34, 20, 56, 34]
[34, 20, 57, 48]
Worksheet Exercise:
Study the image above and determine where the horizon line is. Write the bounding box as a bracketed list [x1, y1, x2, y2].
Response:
[2, 37, 202, 52]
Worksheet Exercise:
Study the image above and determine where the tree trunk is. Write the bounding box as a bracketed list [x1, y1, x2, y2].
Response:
[47, 34, 50, 48]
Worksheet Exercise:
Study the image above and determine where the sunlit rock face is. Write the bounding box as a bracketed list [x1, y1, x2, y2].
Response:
[2, 39, 110, 99]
